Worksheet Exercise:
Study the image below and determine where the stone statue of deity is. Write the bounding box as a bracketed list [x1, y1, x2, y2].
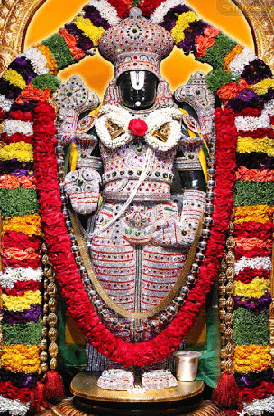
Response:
[56, 7, 215, 390]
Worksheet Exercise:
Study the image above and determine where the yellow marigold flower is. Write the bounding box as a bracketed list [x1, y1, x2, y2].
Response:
[237, 136, 274, 157]
[2, 345, 41, 373]
[3, 214, 42, 236]
[234, 345, 271, 373]
[251, 78, 274, 95]
[3, 69, 26, 90]
[74, 16, 105, 46]
[36, 44, 58, 74]
[2, 290, 41, 312]
[224, 44, 243, 71]
[0, 142, 33, 162]
[234, 277, 270, 298]
[234, 205, 274, 224]
[171, 11, 198, 43]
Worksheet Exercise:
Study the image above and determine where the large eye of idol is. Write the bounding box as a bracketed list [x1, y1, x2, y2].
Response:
[117, 70, 159, 110]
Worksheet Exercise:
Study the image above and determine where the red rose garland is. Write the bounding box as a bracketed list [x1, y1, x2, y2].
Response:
[32, 102, 237, 367]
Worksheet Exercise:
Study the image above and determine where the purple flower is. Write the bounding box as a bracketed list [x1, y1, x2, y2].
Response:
[178, 21, 208, 55]
[228, 88, 264, 112]
[0, 369, 40, 387]
[65, 23, 94, 51]
[11, 101, 36, 113]
[0, 160, 33, 175]
[263, 87, 274, 103]
[9, 57, 35, 84]
[234, 292, 272, 314]
[234, 369, 274, 387]
[160, 5, 190, 32]
[236, 153, 274, 170]
[242, 58, 272, 85]
[2, 304, 42, 325]
[83, 5, 110, 29]
[0, 78, 21, 99]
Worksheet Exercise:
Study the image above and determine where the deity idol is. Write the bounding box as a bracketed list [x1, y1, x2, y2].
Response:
[58, 8, 209, 389]
[1, 0, 273, 410]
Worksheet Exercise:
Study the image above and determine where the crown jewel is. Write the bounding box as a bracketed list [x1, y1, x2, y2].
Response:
[98, 12, 174, 78]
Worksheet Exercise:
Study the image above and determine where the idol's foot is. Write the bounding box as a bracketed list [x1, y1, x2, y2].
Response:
[142, 369, 178, 389]
[97, 369, 134, 390]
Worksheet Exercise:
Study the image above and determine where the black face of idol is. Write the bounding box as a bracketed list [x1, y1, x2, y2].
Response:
[117, 70, 159, 110]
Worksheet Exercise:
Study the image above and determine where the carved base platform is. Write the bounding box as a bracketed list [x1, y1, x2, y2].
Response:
[40, 398, 222, 416]
[40, 372, 222, 416]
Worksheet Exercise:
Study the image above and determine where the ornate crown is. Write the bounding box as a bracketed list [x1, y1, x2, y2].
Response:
[98, 8, 174, 79]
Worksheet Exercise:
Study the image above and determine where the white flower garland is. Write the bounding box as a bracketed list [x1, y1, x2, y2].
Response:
[0, 396, 29, 416]
[151, 0, 188, 24]
[2, 120, 33, 137]
[243, 396, 274, 415]
[22, 48, 49, 76]
[234, 113, 270, 132]
[234, 256, 272, 275]
[228, 47, 257, 77]
[88, 0, 121, 26]
[0, 94, 14, 113]
[96, 105, 182, 151]
[0, 267, 42, 289]
[96, 105, 132, 149]
[263, 99, 274, 116]
[145, 107, 182, 151]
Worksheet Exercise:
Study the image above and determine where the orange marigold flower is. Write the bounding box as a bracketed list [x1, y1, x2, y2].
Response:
[217, 79, 249, 100]
[15, 83, 51, 104]
[195, 35, 215, 57]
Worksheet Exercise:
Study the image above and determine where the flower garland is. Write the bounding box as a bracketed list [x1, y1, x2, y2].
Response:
[0, 105, 45, 414]
[0, 0, 273, 412]
[31, 101, 237, 367]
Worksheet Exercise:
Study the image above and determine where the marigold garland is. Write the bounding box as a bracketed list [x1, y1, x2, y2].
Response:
[1, 345, 41, 373]
[170, 11, 198, 43]
[233, 345, 272, 373]
[73, 16, 105, 46]
[2, 214, 42, 237]
[2, 290, 41, 312]
[234, 205, 274, 224]
[235, 166, 274, 182]
[59, 28, 85, 61]
[15, 84, 51, 103]
[3, 69, 26, 90]
[233, 277, 270, 298]
[0, 174, 35, 189]
[237, 136, 274, 157]
[36, 44, 58, 75]
[0, 142, 33, 162]
[251, 78, 274, 95]
[223, 44, 244, 71]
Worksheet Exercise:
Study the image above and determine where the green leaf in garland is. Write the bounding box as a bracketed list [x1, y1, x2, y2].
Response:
[32, 74, 61, 92]
[198, 33, 237, 69]
[233, 309, 269, 346]
[234, 181, 274, 207]
[132, 0, 142, 6]
[0, 187, 39, 218]
[3, 319, 43, 346]
[206, 69, 240, 93]
[42, 33, 76, 70]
